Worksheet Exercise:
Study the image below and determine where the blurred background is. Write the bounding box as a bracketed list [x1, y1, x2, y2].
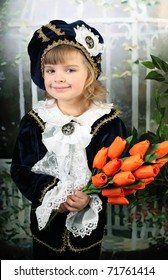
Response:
[0, 0, 168, 259]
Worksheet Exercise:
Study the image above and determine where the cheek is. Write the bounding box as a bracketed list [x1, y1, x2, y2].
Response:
[44, 77, 51, 87]
[73, 75, 87, 88]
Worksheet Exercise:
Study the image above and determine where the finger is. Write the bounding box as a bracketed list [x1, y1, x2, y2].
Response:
[63, 202, 78, 212]
[59, 203, 68, 213]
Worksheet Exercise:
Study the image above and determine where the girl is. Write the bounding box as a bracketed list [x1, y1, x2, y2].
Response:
[10, 19, 127, 260]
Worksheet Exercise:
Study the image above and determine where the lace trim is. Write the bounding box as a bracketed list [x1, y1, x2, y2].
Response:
[39, 177, 58, 203]
[32, 229, 103, 253]
[28, 108, 120, 139]
[65, 195, 102, 238]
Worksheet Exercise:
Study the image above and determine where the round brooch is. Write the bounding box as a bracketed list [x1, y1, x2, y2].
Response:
[62, 122, 75, 135]
[85, 36, 94, 49]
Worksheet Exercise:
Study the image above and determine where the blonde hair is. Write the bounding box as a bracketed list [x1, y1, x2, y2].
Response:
[43, 45, 107, 103]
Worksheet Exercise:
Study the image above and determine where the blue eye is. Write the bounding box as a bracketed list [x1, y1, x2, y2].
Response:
[66, 68, 76, 73]
[45, 68, 55, 74]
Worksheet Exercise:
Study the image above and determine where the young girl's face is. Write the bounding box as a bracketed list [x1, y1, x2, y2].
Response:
[44, 50, 88, 104]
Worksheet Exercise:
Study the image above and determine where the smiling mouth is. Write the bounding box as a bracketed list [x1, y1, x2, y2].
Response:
[53, 86, 70, 90]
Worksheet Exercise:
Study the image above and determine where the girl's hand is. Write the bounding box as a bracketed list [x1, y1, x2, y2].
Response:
[63, 190, 90, 212]
[58, 203, 68, 213]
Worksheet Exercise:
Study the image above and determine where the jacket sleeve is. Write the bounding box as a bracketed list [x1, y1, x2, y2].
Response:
[10, 114, 57, 205]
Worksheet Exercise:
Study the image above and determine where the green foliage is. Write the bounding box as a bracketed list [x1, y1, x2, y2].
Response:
[0, 168, 31, 244]
[141, 55, 168, 141]
[127, 56, 168, 245]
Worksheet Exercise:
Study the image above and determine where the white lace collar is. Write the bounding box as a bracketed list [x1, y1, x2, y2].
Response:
[33, 98, 112, 126]
[33, 99, 112, 156]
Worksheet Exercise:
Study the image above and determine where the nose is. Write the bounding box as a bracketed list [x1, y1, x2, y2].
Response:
[54, 71, 65, 83]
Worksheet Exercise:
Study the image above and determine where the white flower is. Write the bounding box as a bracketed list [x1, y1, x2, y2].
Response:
[74, 25, 104, 57]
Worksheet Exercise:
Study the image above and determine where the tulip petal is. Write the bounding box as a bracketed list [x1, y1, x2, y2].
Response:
[108, 136, 127, 159]
[103, 158, 122, 176]
[121, 154, 144, 171]
[129, 140, 150, 157]
[141, 177, 154, 185]
[107, 196, 129, 205]
[153, 140, 168, 159]
[92, 147, 108, 169]
[92, 173, 108, 188]
[133, 165, 160, 179]
[102, 187, 124, 197]
[123, 188, 135, 196]
[113, 171, 135, 186]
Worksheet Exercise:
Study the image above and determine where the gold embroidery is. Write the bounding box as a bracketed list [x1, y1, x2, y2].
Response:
[37, 28, 50, 42]
[28, 110, 45, 131]
[46, 23, 65, 35]
[66, 230, 102, 252]
[41, 39, 99, 78]
[39, 178, 58, 203]
[91, 110, 121, 136]
[32, 229, 67, 253]
[32, 229, 103, 254]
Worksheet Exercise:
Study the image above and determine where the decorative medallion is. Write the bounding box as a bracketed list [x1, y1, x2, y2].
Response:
[85, 36, 94, 49]
[74, 24, 104, 56]
[62, 122, 75, 135]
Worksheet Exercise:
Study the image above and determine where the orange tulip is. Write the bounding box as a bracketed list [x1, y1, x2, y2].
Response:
[107, 196, 129, 205]
[153, 140, 168, 159]
[102, 158, 122, 176]
[142, 177, 154, 185]
[133, 165, 160, 179]
[134, 183, 146, 189]
[92, 173, 108, 188]
[155, 158, 168, 168]
[129, 140, 150, 157]
[102, 187, 124, 197]
[121, 154, 144, 172]
[123, 188, 135, 196]
[92, 147, 108, 169]
[108, 136, 127, 159]
[113, 171, 135, 186]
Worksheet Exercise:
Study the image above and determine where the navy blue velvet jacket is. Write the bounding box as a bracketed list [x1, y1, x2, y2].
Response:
[10, 108, 127, 208]
[10, 107, 127, 254]
[11, 107, 126, 206]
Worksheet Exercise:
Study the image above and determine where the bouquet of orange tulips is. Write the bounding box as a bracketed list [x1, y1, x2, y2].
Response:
[82, 136, 168, 205]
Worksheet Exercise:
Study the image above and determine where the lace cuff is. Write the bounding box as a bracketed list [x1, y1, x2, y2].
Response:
[35, 179, 75, 230]
[65, 194, 102, 238]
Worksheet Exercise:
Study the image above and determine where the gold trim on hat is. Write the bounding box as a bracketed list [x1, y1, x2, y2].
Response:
[37, 27, 50, 42]
[41, 39, 100, 78]
[46, 22, 65, 35]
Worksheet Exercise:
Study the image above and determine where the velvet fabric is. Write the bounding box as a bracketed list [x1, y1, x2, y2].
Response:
[10, 108, 127, 259]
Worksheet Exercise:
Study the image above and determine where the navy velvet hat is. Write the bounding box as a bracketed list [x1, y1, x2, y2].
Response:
[28, 19, 104, 90]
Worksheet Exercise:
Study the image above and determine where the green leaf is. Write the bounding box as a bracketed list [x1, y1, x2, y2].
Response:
[126, 135, 134, 145]
[162, 155, 168, 159]
[82, 183, 101, 195]
[145, 71, 165, 82]
[151, 55, 168, 72]
[139, 131, 159, 143]
[144, 154, 158, 162]
[122, 180, 143, 189]
[151, 55, 162, 69]
[145, 143, 160, 155]
[141, 60, 155, 69]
